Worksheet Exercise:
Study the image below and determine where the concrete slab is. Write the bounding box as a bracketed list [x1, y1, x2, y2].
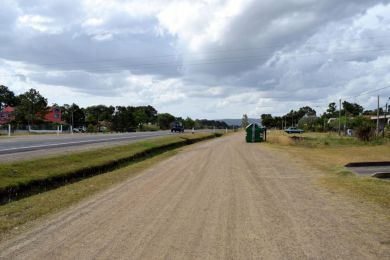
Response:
[345, 162, 390, 179]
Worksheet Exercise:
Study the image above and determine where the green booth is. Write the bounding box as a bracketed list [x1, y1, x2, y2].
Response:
[245, 123, 267, 143]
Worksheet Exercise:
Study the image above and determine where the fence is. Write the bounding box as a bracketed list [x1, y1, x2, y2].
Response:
[0, 124, 71, 136]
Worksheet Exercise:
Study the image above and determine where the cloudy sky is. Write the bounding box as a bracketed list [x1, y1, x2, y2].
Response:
[1, 0, 390, 119]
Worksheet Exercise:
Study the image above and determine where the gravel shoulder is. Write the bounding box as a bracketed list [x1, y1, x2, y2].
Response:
[0, 133, 389, 259]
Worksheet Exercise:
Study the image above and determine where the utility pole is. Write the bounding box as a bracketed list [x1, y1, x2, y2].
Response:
[71, 109, 74, 135]
[338, 99, 341, 135]
[377, 95, 380, 135]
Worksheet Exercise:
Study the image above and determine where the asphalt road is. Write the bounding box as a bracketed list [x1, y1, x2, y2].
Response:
[0, 131, 173, 155]
[1, 134, 388, 259]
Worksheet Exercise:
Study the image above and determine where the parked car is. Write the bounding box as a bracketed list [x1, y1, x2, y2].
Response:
[284, 127, 304, 134]
[73, 126, 86, 133]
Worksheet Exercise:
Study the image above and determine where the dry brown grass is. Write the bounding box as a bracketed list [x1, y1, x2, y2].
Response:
[265, 131, 390, 209]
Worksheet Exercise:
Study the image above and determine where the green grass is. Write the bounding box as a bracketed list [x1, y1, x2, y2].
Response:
[266, 131, 390, 209]
[319, 167, 390, 209]
[0, 133, 218, 203]
[0, 149, 179, 241]
[268, 130, 389, 147]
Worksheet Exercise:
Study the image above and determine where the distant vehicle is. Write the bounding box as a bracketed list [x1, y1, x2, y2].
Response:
[171, 122, 184, 133]
[73, 126, 86, 133]
[284, 127, 304, 134]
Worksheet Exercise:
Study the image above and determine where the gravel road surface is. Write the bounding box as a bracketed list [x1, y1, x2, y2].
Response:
[0, 134, 389, 259]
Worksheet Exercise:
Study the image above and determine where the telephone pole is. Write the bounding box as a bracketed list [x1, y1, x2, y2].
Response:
[377, 95, 380, 135]
[338, 99, 341, 135]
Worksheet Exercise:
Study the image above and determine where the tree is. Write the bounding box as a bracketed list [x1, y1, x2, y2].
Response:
[112, 106, 136, 132]
[15, 89, 49, 125]
[298, 115, 320, 131]
[157, 113, 175, 130]
[261, 114, 274, 128]
[85, 105, 115, 131]
[0, 85, 17, 110]
[194, 119, 228, 129]
[342, 101, 363, 116]
[183, 117, 195, 129]
[61, 103, 85, 127]
[326, 102, 337, 117]
[132, 106, 157, 129]
[241, 114, 249, 128]
[297, 106, 316, 118]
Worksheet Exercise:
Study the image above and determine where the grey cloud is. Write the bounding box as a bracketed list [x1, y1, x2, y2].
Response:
[0, 0, 389, 118]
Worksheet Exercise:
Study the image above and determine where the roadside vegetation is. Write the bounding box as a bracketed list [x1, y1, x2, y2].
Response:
[0, 133, 221, 204]
[266, 131, 390, 208]
[0, 148, 180, 241]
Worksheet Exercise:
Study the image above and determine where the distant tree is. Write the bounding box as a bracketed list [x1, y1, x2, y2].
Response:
[85, 105, 115, 131]
[261, 114, 274, 128]
[143, 105, 158, 124]
[15, 88, 49, 125]
[195, 119, 228, 129]
[297, 106, 316, 118]
[241, 114, 249, 128]
[157, 113, 175, 130]
[183, 117, 195, 129]
[0, 85, 18, 110]
[363, 108, 383, 116]
[284, 106, 316, 127]
[132, 106, 157, 129]
[112, 106, 136, 132]
[326, 102, 337, 117]
[298, 115, 320, 131]
[342, 101, 363, 116]
[61, 103, 85, 127]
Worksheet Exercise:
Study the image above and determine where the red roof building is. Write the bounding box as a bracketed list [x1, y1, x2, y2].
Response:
[0, 106, 62, 125]
[45, 106, 62, 123]
[0, 106, 15, 125]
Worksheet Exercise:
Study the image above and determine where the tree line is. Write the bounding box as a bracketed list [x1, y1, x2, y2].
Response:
[0, 85, 228, 132]
[259, 101, 386, 132]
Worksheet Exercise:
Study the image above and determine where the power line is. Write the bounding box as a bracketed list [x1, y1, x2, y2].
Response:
[21, 34, 390, 67]
[1, 46, 390, 78]
[353, 85, 390, 98]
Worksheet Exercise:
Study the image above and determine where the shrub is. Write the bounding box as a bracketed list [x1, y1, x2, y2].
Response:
[351, 116, 374, 141]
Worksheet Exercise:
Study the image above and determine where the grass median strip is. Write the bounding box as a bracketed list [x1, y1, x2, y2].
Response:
[0, 133, 220, 204]
[0, 148, 179, 241]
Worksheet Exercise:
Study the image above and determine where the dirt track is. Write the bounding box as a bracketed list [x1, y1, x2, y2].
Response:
[1, 134, 389, 259]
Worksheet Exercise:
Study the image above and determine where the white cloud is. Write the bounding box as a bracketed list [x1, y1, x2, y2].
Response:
[18, 14, 63, 34]
[0, 0, 390, 119]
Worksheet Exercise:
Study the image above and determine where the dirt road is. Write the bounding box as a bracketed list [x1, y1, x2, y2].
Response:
[1, 134, 389, 259]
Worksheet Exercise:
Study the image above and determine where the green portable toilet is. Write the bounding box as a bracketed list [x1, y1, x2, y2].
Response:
[245, 123, 267, 143]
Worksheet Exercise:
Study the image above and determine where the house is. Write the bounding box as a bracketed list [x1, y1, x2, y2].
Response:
[45, 106, 62, 123]
[0, 106, 15, 125]
[0, 106, 62, 125]
[370, 115, 390, 130]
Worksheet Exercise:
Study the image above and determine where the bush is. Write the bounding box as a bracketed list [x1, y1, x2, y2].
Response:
[87, 124, 97, 133]
[351, 116, 374, 141]
[140, 124, 160, 131]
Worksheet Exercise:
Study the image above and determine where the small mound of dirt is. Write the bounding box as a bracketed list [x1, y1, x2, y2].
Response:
[290, 136, 305, 141]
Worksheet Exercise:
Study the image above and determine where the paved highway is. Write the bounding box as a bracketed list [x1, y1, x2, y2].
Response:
[0, 131, 173, 155]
